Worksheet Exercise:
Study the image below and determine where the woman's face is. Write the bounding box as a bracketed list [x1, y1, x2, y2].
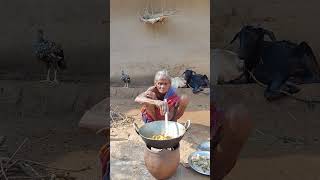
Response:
[155, 78, 171, 94]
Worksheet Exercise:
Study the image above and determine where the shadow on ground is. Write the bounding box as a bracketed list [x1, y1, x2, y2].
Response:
[0, 80, 107, 179]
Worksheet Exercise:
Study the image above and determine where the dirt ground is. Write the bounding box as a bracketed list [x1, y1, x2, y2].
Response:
[214, 84, 320, 180]
[2, 79, 320, 180]
[110, 87, 210, 179]
[2, 78, 317, 178]
[0, 80, 107, 179]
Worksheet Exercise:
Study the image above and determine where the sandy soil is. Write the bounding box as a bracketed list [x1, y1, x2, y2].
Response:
[110, 87, 210, 179]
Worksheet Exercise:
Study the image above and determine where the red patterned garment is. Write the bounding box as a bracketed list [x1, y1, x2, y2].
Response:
[141, 87, 180, 123]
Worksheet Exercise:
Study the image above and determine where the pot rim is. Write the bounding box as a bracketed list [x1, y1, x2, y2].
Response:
[134, 120, 191, 140]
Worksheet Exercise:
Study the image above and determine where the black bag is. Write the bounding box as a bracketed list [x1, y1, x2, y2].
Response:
[183, 70, 209, 93]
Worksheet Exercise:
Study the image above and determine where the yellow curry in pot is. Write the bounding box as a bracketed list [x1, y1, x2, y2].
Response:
[151, 134, 172, 140]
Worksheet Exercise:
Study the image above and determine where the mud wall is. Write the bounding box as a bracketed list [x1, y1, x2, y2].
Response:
[110, 0, 210, 86]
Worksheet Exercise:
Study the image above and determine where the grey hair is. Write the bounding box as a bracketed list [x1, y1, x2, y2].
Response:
[154, 69, 171, 83]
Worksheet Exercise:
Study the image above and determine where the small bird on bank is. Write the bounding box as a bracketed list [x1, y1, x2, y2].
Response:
[120, 70, 130, 88]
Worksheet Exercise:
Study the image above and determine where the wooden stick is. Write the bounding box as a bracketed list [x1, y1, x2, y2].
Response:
[0, 157, 9, 162]
[0, 161, 8, 180]
[5, 160, 19, 172]
[21, 159, 91, 172]
[14, 173, 76, 180]
[255, 129, 266, 136]
[4, 138, 28, 167]
[96, 127, 109, 135]
[24, 162, 44, 180]
[7, 176, 50, 179]
[287, 112, 297, 121]
[109, 112, 115, 122]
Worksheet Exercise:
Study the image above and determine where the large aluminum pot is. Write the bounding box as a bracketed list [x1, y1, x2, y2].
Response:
[133, 120, 191, 149]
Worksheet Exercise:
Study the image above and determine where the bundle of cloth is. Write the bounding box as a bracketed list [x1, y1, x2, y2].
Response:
[182, 69, 209, 93]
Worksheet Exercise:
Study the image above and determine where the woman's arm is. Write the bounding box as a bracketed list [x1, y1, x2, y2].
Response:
[134, 86, 159, 105]
[135, 86, 168, 114]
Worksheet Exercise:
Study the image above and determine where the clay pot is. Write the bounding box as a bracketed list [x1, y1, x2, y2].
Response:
[144, 144, 180, 180]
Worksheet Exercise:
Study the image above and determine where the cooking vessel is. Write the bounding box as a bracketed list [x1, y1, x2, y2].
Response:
[133, 120, 191, 149]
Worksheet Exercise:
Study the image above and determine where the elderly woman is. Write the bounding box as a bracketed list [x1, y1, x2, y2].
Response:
[135, 70, 189, 123]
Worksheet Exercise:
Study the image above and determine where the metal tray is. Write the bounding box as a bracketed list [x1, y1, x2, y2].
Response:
[188, 151, 210, 176]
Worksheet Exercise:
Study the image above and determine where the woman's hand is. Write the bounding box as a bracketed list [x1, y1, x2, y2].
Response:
[155, 100, 168, 116]
[146, 91, 157, 99]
